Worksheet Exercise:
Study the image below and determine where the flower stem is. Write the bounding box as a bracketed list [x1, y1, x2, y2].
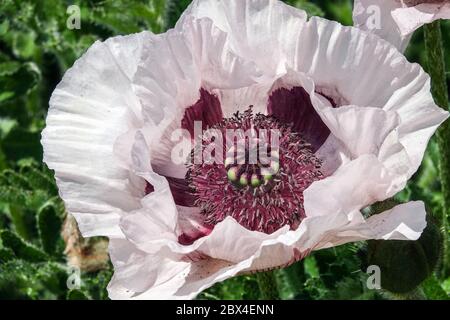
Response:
[424, 21, 450, 278]
[255, 270, 280, 300]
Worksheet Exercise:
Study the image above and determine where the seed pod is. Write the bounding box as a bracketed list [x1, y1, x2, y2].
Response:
[367, 215, 442, 294]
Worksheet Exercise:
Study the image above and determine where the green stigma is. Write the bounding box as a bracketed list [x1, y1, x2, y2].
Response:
[251, 174, 262, 188]
[227, 167, 238, 182]
[239, 175, 249, 186]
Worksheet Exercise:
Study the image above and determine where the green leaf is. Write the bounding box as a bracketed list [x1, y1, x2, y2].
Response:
[0, 118, 17, 138]
[37, 262, 70, 299]
[0, 62, 41, 103]
[304, 256, 320, 278]
[442, 277, 450, 294]
[7, 204, 35, 241]
[0, 247, 15, 263]
[277, 261, 306, 299]
[1, 127, 43, 161]
[0, 185, 36, 240]
[422, 276, 449, 300]
[0, 61, 21, 76]
[19, 164, 58, 196]
[0, 186, 28, 205]
[284, 0, 325, 17]
[0, 20, 9, 36]
[164, 0, 191, 30]
[1, 169, 32, 190]
[0, 92, 15, 103]
[0, 230, 48, 262]
[37, 204, 62, 256]
[199, 275, 260, 300]
[67, 289, 90, 300]
[322, 0, 353, 26]
[12, 32, 37, 59]
[0, 260, 68, 299]
[0, 261, 35, 300]
[334, 277, 365, 300]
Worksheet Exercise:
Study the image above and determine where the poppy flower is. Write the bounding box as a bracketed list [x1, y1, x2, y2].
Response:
[42, 0, 448, 299]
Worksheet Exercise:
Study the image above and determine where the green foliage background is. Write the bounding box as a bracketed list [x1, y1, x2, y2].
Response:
[0, 0, 449, 300]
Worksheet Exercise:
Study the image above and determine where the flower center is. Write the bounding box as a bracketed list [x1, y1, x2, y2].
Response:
[224, 135, 280, 189]
[187, 108, 324, 234]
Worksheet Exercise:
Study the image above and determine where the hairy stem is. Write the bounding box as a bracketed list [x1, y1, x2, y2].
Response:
[424, 21, 450, 278]
[256, 270, 280, 300]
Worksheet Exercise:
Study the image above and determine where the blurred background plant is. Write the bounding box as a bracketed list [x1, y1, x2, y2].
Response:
[0, 0, 449, 300]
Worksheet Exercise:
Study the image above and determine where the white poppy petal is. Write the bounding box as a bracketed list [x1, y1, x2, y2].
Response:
[353, 0, 450, 51]
[42, 32, 154, 238]
[107, 239, 192, 300]
[109, 198, 426, 299]
[119, 131, 179, 251]
[317, 201, 427, 249]
[392, 3, 450, 35]
[133, 16, 261, 129]
[318, 105, 401, 158]
[178, 0, 307, 77]
[214, 82, 275, 117]
[364, 200, 427, 240]
[108, 240, 240, 300]
[296, 16, 449, 178]
[315, 135, 351, 177]
[304, 155, 397, 218]
[353, 0, 411, 51]
[131, 17, 262, 179]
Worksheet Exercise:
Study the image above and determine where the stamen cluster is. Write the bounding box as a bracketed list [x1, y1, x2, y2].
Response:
[187, 109, 324, 234]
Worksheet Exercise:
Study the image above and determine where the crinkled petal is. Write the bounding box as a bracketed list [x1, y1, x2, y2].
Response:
[392, 2, 450, 36]
[131, 16, 262, 178]
[317, 201, 427, 249]
[183, 4, 448, 180]
[107, 239, 192, 299]
[213, 83, 275, 117]
[267, 71, 333, 152]
[133, 16, 260, 128]
[354, 1, 450, 51]
[41, 32, 154, 238]
[318, 105, 401, 158]
[296, 16, 449, 178]
[110, 134, 426, 298]
[108, 199, 426, 299]
[120, 131, 179, 248]
[304, 155, 397, 218]
[178, 0, 307, 77]
[43, 15, 262, 239]
[353, 0, 411, 51]
[266, 70, 406, 182]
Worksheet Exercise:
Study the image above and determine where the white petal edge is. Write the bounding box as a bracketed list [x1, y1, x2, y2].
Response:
[41, 32, 154, 238]
[177, 0, 308, 78]
[131, 16, 262, 178]
[353, 0, 411, 51]
[181, 2, 448, 181]
[43, 15, 263, 238]
[108, 199, 426, 299]
[296, 16, 449, 179]
[392, 2, 450, 36]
